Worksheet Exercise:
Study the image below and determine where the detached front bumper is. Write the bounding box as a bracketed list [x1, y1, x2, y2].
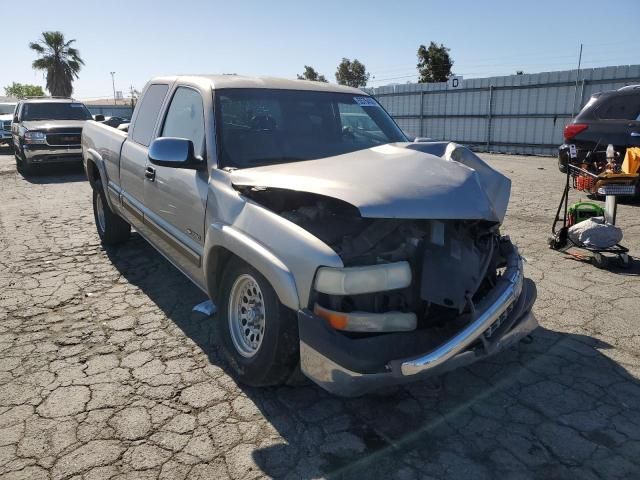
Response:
[23, 145, 82, 163]
[298, 242, 538, 396]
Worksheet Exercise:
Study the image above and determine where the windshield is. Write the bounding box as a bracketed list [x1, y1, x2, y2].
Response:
[0, 104, 16, 115]
[216, 89, 407, 169]
[22, 102, 92, 121]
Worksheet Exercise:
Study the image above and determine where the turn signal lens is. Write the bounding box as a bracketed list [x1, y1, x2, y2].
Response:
[313, 303, 417, 332]
[314, 304, 348, 330]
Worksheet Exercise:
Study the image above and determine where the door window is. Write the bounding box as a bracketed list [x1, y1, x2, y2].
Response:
[161, 87, 205, 155]
[131, 84, 169, 146]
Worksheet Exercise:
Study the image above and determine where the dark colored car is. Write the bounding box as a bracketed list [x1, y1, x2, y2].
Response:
[99, 116, 129, 128]
[558, 85, 640, 172]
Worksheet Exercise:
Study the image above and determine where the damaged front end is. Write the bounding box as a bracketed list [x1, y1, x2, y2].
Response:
[232, 144, 537, 396]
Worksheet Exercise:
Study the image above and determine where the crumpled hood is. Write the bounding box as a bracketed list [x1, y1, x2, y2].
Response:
[22, 120, 88, 131]
[230, 142, 511, 223]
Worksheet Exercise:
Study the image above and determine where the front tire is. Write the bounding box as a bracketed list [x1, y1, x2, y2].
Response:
[215, 257, 299, 387]
[93, 180, 131, 245]
[15, 144, 33, 176]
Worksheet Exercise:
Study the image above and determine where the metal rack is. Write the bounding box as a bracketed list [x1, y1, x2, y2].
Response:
[549, 155, 630, 269]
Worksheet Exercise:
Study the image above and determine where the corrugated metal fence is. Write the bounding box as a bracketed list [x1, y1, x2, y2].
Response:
[368, 65, 640, 156]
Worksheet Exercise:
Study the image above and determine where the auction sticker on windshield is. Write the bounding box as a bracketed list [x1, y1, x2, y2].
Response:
[353, 96, 379, 107]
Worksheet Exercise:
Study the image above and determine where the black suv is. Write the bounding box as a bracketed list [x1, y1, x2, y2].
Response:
[558, 85, 640, 172]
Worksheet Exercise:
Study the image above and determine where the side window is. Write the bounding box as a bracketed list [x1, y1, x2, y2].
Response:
[596, 95, 640, 121]
[131, 84, 169, 146]
[160, 87, 205, 154]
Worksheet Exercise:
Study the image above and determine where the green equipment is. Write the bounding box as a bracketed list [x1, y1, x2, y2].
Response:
[568, 201, 604, 226]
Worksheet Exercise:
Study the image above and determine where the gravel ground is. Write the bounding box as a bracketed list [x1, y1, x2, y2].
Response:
[0, 148, 639, 480]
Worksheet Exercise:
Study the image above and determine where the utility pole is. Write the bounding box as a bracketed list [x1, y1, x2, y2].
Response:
[129, 85, 136, 110]
[571, 44, 583, 117]
[110, 72, 116, 105]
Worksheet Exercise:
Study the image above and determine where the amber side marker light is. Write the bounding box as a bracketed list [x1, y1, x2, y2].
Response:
[313, 303, 348, 330]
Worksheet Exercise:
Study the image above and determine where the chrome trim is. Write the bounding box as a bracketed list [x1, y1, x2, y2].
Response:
[299, 309, 537, 397]
[23, 146, 82, 161]
[400, 246, 523, 376]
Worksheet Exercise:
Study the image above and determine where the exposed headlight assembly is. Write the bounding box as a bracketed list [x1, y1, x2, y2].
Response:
[314, 261, 412, 296]
[24, 131, 47, 144]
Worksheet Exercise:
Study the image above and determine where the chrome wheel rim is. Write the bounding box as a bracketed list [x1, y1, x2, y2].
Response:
[228, 274, 265, 358]
[96, 194, 106, 234]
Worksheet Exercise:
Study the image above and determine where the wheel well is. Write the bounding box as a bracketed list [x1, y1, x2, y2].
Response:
[86, 159, 101, 188]
[205, 246, 235, 303]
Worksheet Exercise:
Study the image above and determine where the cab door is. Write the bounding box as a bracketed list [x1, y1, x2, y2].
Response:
[119, 83, 169, 225]
[143, 86, 208, 285]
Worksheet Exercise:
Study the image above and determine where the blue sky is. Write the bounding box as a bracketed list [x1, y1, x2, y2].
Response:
[4, 0, 639, 99]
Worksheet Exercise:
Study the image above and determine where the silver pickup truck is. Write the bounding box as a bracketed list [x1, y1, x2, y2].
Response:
[81, 75, 537, 396]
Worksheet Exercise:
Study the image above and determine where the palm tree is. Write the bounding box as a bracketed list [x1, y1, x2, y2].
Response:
[29, 31, 84, 97]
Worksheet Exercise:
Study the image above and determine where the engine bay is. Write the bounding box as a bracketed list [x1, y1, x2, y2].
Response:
[238, 187, 506, 330]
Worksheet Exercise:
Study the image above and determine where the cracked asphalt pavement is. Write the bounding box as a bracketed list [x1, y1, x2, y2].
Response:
[0, 148, 639, 479]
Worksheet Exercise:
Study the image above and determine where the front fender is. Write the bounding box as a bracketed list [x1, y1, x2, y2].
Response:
[204, 223, 300, 310]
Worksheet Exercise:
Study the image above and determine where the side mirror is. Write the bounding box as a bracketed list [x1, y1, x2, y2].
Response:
[148, 137, 203, 169]
[94, 114, 105, 122]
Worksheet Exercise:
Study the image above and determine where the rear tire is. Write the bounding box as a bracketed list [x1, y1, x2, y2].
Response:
[93, 180, 131, 245]
[215, 257, 299, 387]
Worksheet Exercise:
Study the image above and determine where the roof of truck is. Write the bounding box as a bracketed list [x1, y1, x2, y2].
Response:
[150, 75, 368, 95]
[20, 97, 78, 103]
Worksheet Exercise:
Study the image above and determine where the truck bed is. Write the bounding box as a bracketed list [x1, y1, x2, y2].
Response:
[82, 120, 128, 186]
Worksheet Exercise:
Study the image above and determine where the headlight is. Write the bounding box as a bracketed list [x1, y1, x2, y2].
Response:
[314, 261, 412, 295]
[24, 131, 47, 144]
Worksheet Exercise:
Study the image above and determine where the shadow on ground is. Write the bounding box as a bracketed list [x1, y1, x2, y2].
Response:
[106, 234, 640, 479]
[20, 162, 86, 183]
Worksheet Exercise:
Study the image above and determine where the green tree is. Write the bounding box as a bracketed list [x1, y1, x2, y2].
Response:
[3, 82, 45, 99]
[417, 42, 454, 83]
[297, 65, 327, 83]
[29, 31, 84, 97]
[335, 58, 369, 88]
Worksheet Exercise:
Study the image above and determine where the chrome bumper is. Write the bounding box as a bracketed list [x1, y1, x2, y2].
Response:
[23, 145, 82, 163]
[299, 241, 537, 397]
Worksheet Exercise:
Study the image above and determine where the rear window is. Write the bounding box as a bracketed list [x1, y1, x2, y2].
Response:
[596, 94, 640, 121]
[22, 102, 92, 121]
[131, 84, 169, 146]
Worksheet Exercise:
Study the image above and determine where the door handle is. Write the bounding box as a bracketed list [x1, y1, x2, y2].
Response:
[144, 166, 156, 181]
